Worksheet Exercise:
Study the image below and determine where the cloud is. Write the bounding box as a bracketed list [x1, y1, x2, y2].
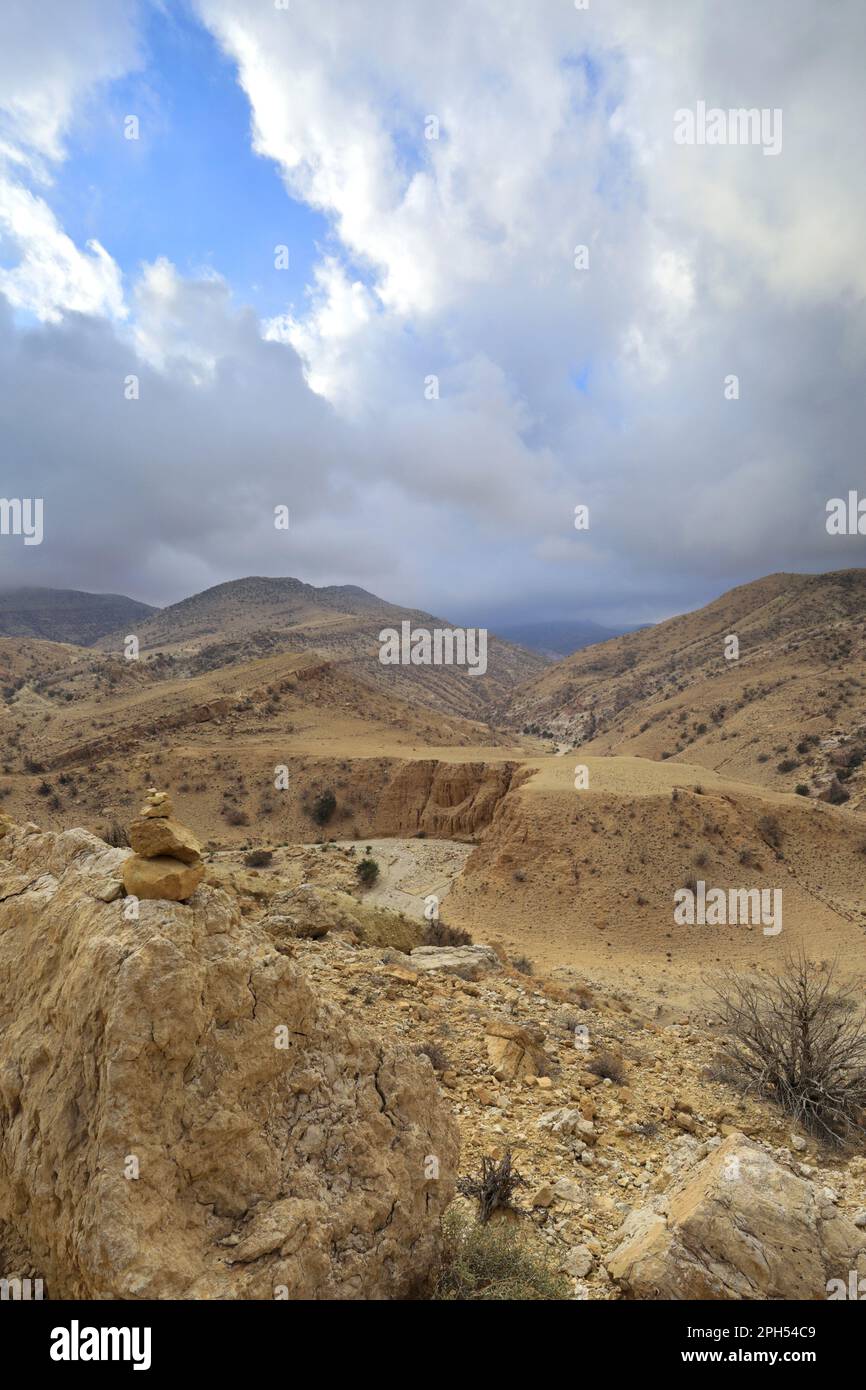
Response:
[1, 0, 864, 624]
[0, 0, 139, 321]
[0, 180, 126, 322]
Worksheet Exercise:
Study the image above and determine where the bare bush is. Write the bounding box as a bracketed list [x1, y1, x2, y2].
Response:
[102, 821, 129, 848]
[457, 1151, 527, 1223]
[709, 955, 866, 1147]
[587, 1050, 627, 1084]
[423, 919, 472, 947]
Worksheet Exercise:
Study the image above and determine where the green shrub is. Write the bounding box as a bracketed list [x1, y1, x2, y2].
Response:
[355, 856, 380, 887]
[311, 790, 336, 825]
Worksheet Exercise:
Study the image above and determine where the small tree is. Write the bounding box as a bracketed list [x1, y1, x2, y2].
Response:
[710, 954, 866, 1147]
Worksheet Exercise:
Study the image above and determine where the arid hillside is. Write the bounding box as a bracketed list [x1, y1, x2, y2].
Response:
[503, 569, 866, 808]
[96, 575, 549, 721]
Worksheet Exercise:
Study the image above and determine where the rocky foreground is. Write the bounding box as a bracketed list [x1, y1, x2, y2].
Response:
[1, 815, 865, 1299]
[0, 821, 456, 1298]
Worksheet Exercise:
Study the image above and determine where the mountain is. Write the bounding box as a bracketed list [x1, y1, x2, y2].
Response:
[491, 618, 641, 657]
[97, 575, 549, 721]
[0, 587, 156, 647]
[502, 568, 866, 804]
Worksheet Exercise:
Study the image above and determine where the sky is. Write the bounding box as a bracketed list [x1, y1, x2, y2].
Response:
[0, 0, 864, 628]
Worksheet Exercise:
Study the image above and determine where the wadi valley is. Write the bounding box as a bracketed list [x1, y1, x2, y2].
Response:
[1, 570, 866, 1301]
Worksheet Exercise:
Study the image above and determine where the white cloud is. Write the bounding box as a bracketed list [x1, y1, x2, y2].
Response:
[0, 181, 126, 322]
[0, 0, 139, 322]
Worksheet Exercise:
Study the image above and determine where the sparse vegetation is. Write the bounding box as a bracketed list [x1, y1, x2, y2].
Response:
[423, 919, 472, 947]
[710, 955, 866, 1148]
[587, 1050, 626, 1084]
[457, 1151, 528, 1223]
[414, 1042, 450, 1073]
[355, 855, 380, 887]
[244, 849, 273, 868]
[102, 821, 129, 848]
[433, 1209, 569, 1301]
[311, 789, 337, 825]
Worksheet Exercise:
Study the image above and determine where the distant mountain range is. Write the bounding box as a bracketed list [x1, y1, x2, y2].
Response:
[491, 618, 645, 657]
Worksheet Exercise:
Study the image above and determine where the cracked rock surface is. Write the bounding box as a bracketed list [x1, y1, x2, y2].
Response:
[0, 827, 457, 1299]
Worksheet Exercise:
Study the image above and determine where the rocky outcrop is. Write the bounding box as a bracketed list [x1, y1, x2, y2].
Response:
[485, 1019, 551, 1082]
[409, 944, 500, 977]
[374, 760, 526, 838]
[122, 789, 204, 901]
[0, 825, 458, 1299]
[607, 1135, 866, 1300]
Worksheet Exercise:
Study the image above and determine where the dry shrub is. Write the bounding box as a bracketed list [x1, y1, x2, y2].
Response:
[414, 1042, 450, 1073]
[423, 919, 472, 947]
[457, 1151, 527, 1223]
[102, 821, 129, 848]
[587, 1049, 627, 1084]
[710, 954, 866, 1147]
[244, 849, 273, 868]
[433, 1209, 569, 1301]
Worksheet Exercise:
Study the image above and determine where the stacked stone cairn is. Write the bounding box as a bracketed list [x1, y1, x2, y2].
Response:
[121, 788, 204, 901]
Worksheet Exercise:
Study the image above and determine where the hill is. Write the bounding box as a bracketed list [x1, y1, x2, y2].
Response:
[502, 569, 866, 807]
[97, 576, 549, 721]
[0, 586, 156, 646]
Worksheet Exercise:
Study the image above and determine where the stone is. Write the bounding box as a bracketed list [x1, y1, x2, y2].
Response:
[408, 944, 501, 978]
[531, 1184, 556, 1208]
[485, 1018, 550, 1083]
[129, 816, 202, 865]
[122, 854, 205, 902]
[562, 1245, 593, 1279]
[139, 788, 174, 819]
[91, 879, 123, 903]
[607, 1135, 866, 1300]
[790, 1135, 807, 1152]
[551, 1177, 584, 1205]
[0, 826, 458, 1298]
[0, 813, 14, 839]
[538, 1107, 595, 1141]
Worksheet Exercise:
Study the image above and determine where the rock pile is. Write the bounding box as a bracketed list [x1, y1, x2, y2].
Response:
[121, 788, 205, 901]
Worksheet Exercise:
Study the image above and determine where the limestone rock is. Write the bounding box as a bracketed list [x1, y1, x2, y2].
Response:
[139, 788, 173, 819]
[538, 1107, 595, 1141]
[129, 816, 202, 865]
[409, 944, 500, 978]
[562, 1245, 593, 1279]
[0, 813, 14, 840]
[0, 827, 458, 1299]
[607, 1135, 866, 1300]
[484, 1018, 549, 1082]
[122, 854, 205, 902]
